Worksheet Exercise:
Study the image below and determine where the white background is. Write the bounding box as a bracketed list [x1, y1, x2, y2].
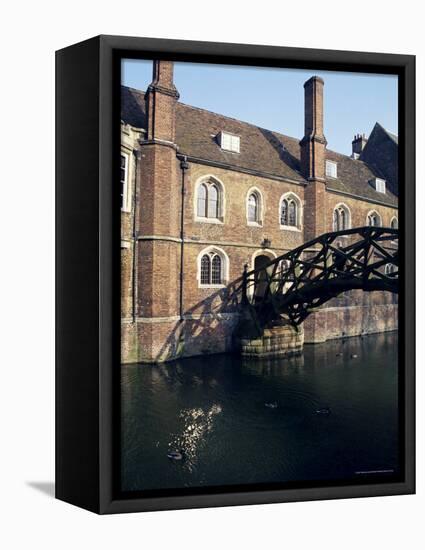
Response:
[1, 1, 423, 548]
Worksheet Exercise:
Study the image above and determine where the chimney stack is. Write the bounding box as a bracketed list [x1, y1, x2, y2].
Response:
[145, 60, 179, 142]
[299, 76, 327, 181]
[137, 60, 182, 354]
[352, 133, 368, 158]
[300, 76, 328, 242]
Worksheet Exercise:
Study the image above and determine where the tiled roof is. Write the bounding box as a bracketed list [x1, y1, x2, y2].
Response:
[175, 103, 304, 183]
[121, 86, 147, 129]
[359, 122, 398, 198]
[121, 86, 398, 207]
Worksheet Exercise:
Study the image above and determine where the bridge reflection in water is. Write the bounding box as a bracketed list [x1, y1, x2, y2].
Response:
[121, 331, 399, 492]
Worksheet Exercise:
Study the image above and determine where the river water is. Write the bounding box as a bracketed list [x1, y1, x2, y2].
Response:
[121, 331, 399, 493]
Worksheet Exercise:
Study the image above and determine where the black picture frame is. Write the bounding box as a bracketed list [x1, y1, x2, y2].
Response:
[56, 35, 415, 514]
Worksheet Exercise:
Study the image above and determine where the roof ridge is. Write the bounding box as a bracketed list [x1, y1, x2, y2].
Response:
[120, 85, 397, 165]
[121, 84, 301, 144]
[177, 100, 301, 143]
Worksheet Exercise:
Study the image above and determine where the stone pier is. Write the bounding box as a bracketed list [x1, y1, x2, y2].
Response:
[240, 323, 304, 358]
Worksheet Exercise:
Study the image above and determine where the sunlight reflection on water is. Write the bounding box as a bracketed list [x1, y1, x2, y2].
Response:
[169, 404, 223, 472]
[121, 331, 399, 492]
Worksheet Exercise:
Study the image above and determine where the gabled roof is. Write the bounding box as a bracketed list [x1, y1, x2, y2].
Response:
[360, 122, 398, 197]
[121, 86, 398, 207]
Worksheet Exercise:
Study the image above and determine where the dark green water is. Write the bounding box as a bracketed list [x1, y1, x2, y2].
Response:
[121, 331, 399, 492]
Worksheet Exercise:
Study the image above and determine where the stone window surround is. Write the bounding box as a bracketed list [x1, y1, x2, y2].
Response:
[246, 186, 264, 227]
[190, 174, 396, 234]
[279, 191, 303, 231]
[366, 209, 382, 227]
[196, 245, 229, 289]
[332, 202, 352, 232]
[194, 174, 226, 224]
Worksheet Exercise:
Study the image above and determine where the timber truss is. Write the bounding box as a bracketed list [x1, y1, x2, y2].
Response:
[240, 226, 398, 327]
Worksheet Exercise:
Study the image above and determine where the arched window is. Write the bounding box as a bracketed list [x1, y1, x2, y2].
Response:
[333, 204, 351, 231]
[198, 247, 228, 287]
[280, 193, 301, 229]
[195, 177, 224, 221]
[197, 183, 207, 217]
[200, 254, 211, 285]
[340, 209, 346, 229]
[385, 263, 396, 276]
[211, 255, 222, 284]
[288, 200, 296, 226]
[281, 199, 288, 225]
[367, 211, 382, 227]
[246, 188, 263, 225]
[391, 217, 398, 229]
[248, 194, 258, 222]
[208, 184, 219, 218]
[333, 209, 339, 231]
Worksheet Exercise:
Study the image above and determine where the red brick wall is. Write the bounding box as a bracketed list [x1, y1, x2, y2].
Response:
[120, 67, 398, 363]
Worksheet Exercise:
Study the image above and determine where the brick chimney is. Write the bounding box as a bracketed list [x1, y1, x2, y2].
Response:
[352, 133, 368, 158]
[145, 60, 179, 142]
[300, 76, 328, 242]
[299, 76, 327, 181]
[137, 60, 182, 359]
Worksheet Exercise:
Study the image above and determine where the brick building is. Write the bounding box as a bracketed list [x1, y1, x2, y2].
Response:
[120, 61, 398, 363]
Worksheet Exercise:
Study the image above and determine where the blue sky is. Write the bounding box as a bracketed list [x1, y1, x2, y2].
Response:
[122, 59, 398, 156]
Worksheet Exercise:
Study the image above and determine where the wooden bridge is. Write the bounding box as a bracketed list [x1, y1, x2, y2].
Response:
[240, 226, 398, 329]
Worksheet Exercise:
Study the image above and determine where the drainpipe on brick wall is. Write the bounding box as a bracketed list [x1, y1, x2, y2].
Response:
[132, 150, 141, 324]
[178, 155, 189, 320]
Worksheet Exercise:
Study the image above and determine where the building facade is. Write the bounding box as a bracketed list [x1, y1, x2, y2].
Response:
[120, 61, 398, 364]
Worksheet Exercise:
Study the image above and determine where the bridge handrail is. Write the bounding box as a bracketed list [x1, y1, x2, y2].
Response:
[244, 226, 398, 279]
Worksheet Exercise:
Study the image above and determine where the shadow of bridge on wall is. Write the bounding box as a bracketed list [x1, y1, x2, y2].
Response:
[150, 226, 398, 363]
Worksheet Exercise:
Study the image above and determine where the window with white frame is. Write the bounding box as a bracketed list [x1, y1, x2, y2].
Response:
[219, 131, 240, 153]
[120, 153, 129, 211]
[196, 179, 224, 221]
[280, 193, 301, 229]
[198, 248, 228, 286]
[326, 160, 338, 179]
[371, 177, 386, 194]
[332, 204, 351, 232]
[367, 211, 382, 227]
[391, 217, 398, 229]
[247, 189, 262, 225]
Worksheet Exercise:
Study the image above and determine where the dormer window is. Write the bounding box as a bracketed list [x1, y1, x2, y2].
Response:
[371, 177, 386, 194]
[325, 160, 338, 179]
[219, 131, 240, 153]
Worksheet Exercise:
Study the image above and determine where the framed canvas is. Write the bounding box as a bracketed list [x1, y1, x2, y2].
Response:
[56, 35, 415, 514]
